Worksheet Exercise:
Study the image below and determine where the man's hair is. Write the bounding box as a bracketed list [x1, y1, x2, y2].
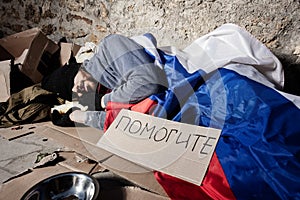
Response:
[41, 62, 81, 101]
[79, 65, 90, 74]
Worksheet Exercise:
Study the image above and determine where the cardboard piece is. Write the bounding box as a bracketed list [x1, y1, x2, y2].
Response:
[60, 42, 81, 66]
[0, 28, 59, 83]
[0, 122, 47, 141]
[0, 60, 11, 102]
[0, 29, 81, 99]
[0, 165, 168, 200]
[99, 186, 170, 200]
[0, 129, 64, 184]
[98, 109, 221, 185]
[0, 45, 13, 61]
[0, 165, 72, 200]
[0, 121, 169, 198]
[34, 123, 168, 197]
[57, 151, 101, 173]
[0, 148, 102, 199]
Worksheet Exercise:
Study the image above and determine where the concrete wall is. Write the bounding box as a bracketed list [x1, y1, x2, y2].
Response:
[0, 0, 299, 61]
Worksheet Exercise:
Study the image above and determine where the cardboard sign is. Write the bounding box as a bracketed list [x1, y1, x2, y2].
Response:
[97, 109, 221, 185]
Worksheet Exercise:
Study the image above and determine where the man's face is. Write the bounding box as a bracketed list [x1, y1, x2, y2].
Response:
[72, 69, 97, 97]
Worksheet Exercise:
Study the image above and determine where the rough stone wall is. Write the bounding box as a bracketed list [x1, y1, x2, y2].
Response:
[0, 0, 299, 62]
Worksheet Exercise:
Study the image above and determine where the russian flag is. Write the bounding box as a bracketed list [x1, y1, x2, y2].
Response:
[104, 24, 300, 199]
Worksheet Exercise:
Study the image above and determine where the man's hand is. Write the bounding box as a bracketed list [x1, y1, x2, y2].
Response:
[51, 107, 76, 127]
[69, 110, 86, 124]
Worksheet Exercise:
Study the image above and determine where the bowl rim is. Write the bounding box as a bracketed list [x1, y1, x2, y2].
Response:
[20, 171, 100, 200]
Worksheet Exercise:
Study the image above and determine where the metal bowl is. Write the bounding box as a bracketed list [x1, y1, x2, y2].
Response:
[21, 172, 100, 200]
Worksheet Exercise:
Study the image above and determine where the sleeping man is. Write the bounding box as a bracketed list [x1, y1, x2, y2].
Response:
[48, 24, 300, 199]
[67, 34, 168, 130]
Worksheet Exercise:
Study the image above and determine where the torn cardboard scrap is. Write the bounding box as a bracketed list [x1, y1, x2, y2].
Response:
[97, 109, 221, 185]
[0, 28, 60, 83]
[38, 122, 168, 196]
[0, 60, 10, 102]
[0, 120, 169, 197]
[59, 42, 81, 66]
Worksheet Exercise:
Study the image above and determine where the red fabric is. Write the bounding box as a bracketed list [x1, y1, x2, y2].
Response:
[103, 99, 235, 200]
[103, 98, 157, 131]
[154, 153, 236, 200]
